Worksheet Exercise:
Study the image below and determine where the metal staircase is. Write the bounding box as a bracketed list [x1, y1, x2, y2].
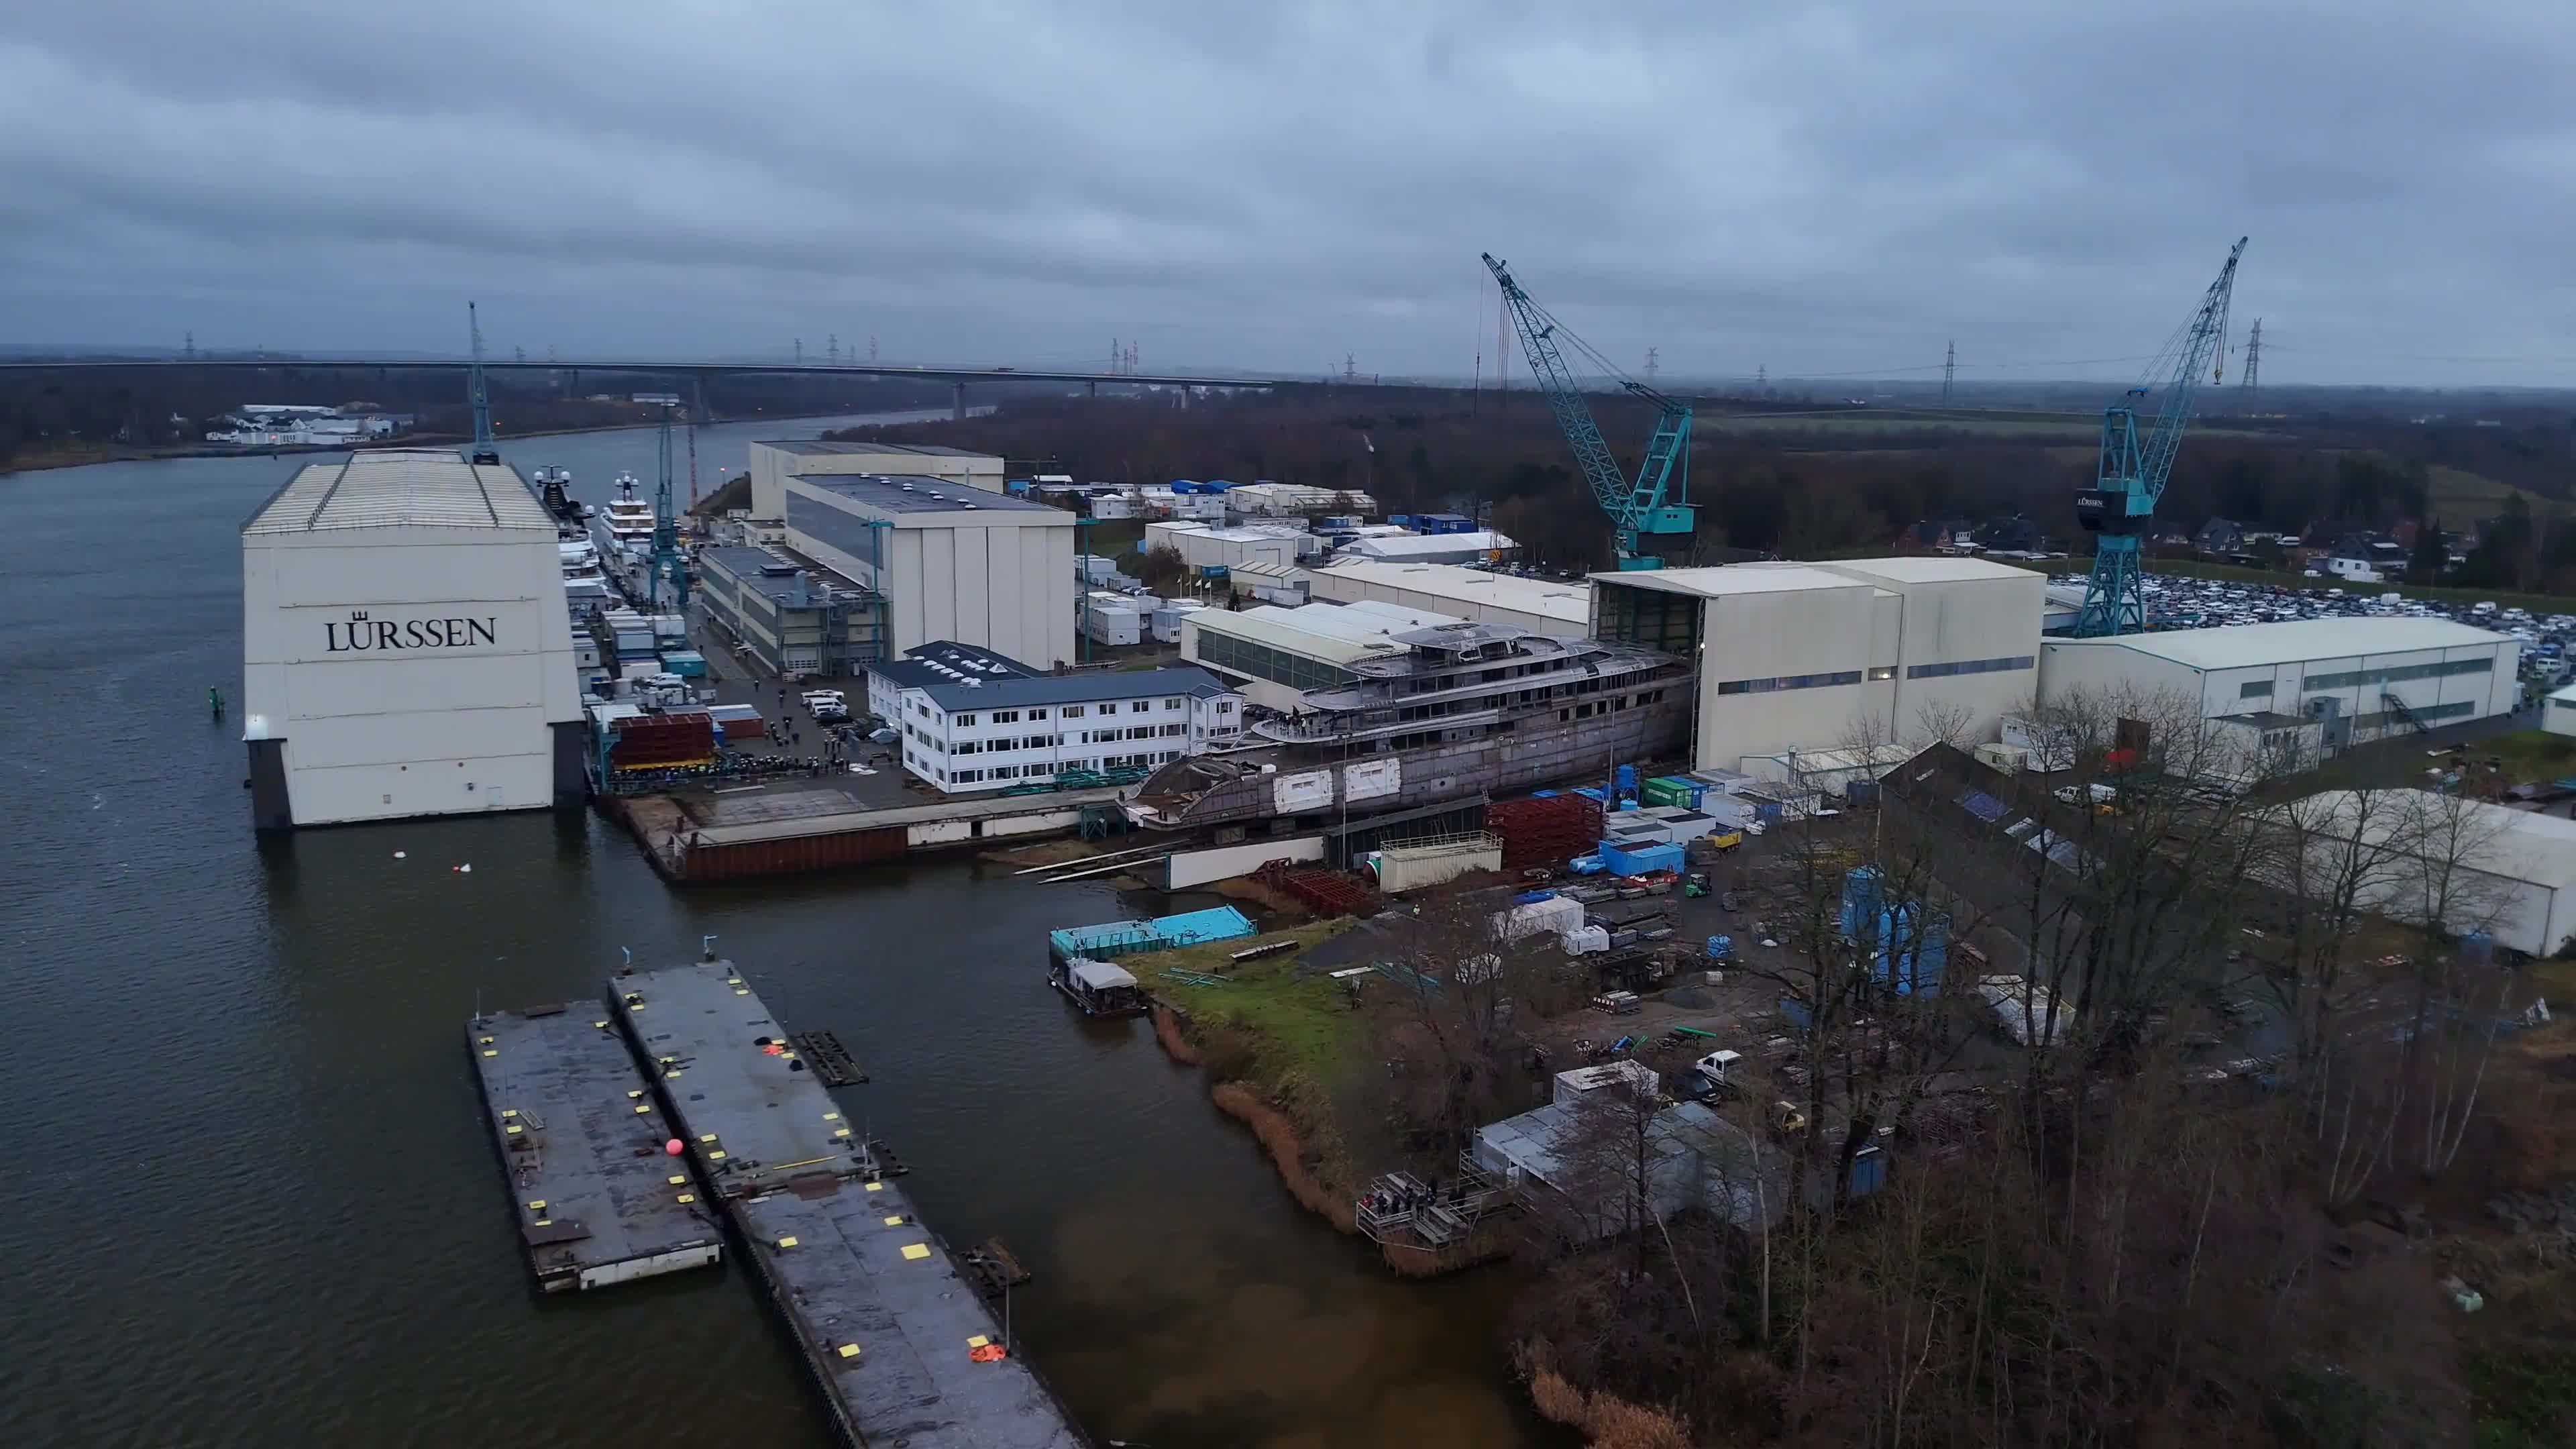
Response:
[2381, 689, 2430, 736]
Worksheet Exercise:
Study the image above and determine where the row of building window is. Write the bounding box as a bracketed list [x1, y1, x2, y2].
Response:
[1904, 655, 2035, 680]
[1716, 670, 1865, 696]
[938, 722, 1189, 754]
[947, 700, 1173, 728]
[2300, 657, 2493, 691]
[937, 751, 1179, 785]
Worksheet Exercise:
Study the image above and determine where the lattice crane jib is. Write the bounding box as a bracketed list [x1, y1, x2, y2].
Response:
[2072, 237, 2247, 637]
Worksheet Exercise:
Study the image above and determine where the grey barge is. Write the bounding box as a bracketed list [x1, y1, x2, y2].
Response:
[608, 956, 1087, 1448]
[466, 1004, 725, 1291]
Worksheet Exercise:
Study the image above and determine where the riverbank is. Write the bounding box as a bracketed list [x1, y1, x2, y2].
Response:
[1124, 920, 1523, 1283]
[1125, 921, 1366, 1228]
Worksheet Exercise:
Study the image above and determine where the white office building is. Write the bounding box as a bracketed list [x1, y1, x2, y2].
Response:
[748, 439, 1005, 521]
[2039, 617, 2522, 751]
[1301, 559, 1593, 636]
[239, 449, 584, 828]
[1591, 557, 2044, 772]
[782, 474, 1077, 667]
[867, 641, 1244, 794]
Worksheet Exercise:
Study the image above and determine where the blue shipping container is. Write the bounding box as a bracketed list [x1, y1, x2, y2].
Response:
[1840, 867, 1884, 945]
[1847, 1144, 1888, 1198]
[1600, 839, 1684, 877]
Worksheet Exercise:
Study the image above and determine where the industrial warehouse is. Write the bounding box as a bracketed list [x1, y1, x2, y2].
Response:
[239, 448, 584, 828]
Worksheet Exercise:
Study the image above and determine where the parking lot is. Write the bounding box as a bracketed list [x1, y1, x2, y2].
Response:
[2059, 570, 2576, 695]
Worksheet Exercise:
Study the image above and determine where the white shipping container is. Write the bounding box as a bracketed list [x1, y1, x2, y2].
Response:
[1373, 841, 1502, 893]
[1085, 604, 1142, 647]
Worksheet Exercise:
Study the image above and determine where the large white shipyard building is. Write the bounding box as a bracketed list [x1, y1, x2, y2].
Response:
[748, 440, 1004, 521]
[239, 449, 582, 829]
[2039, 616, 2522, 748]
[782, 473, 1077, 667]
[1590, 557, 2045, 771]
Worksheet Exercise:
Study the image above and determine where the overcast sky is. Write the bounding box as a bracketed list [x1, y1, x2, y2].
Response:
[4, 1, 2573, 387]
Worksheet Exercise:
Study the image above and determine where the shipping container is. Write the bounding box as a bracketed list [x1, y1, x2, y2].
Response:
[1599, 839, 1684, 877]
[1373, 837, 1503, 893]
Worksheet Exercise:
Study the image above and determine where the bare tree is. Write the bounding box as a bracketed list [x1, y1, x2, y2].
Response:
[1368, 894, 1577, 1157]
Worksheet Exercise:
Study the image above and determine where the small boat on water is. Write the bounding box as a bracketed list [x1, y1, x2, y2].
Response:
[1050, 957, 1150, 1018]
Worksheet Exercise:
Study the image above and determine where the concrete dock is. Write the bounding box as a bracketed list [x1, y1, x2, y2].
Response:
[466, 1004, 726, 1291]
[610, 957, 1087, 1448]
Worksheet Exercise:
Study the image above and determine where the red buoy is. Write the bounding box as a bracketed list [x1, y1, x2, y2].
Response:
[665, 1138, 685, 1156]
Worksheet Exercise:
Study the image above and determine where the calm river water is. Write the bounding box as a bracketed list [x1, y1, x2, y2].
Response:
[0, 415, 1561, 1449]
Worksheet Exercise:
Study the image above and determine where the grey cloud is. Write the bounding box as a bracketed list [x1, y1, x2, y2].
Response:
[2, 0, 2573, 383]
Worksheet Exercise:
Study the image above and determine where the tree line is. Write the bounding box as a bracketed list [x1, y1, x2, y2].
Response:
[852, 388, 2576, 579]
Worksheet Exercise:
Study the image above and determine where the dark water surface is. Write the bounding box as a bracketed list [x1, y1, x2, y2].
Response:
[0, 419, 1558, 1449]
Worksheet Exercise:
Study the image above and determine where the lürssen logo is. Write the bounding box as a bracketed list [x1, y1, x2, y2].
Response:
[323, 609, 500, 653]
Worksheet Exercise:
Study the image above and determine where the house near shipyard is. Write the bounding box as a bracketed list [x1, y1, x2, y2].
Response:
[867, 641, 1243, 795]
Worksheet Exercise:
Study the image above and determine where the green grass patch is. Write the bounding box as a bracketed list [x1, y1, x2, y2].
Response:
[1124, 919, 1364, 1081]
[2465, 1343, 2576, 1445]
[2472, 729, 2576, 787]
[2428, 465, 2575, 521]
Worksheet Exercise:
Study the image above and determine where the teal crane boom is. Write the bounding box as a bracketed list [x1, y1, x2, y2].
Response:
[2072, 237, 2247, 637]
[465, 301, 498, 466]
[1483, 253, 1695, 569]
[651, 404, 688, 612]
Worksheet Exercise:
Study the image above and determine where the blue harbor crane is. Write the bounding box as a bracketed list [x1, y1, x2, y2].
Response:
[1483, 253, 1695, 570]
[465, 301, 499, 466]
[651, 404, 688, 612]
[2072, 237, 2247, 637]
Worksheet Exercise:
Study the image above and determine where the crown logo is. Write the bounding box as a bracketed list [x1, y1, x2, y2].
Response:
[349, 610, 370, 621]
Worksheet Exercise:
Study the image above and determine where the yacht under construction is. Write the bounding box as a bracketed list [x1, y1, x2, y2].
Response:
[1128, 621, 1688, 832]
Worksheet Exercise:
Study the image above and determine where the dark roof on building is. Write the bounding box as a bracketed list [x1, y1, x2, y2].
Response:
[698, 545, 871, 608]
[765, 439, 991, 459]
[794, 474, 1065, 517]
[867, 640, 1039, 692]
[868, 640, 1232, 711]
